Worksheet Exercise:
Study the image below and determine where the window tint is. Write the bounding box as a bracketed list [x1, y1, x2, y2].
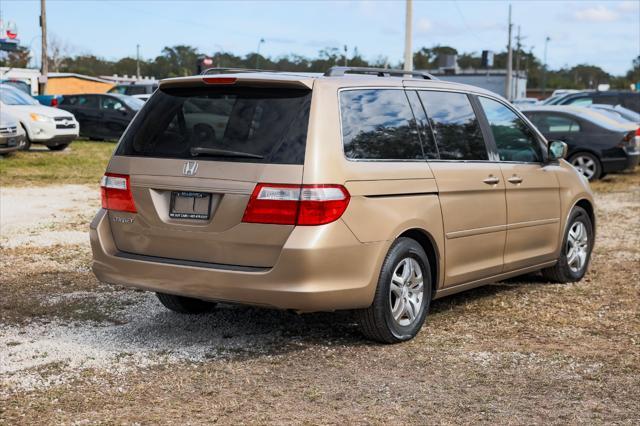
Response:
[405, 90, 438, 159]
[117, 86, 311, 164]
[340, 89, 423, 160]
[479, 97, 543, 163]
[528, 113, 581, 133]
[125, 85, 147, 95]
[621, 93, 640, 112]
[567, 97, 592, 106]
[60, 96, 76, 106]
[75, 95, 98, 108]
[418, 91, 487, 160]
[101, 96, 125, 111]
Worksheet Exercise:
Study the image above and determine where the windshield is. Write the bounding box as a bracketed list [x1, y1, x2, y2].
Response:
[0, 86, 39, 105]
[116, 85, 311, 164]
[114, 94, 145, 110]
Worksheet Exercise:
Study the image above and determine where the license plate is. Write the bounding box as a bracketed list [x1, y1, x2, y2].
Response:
[169, 191, 211, 220]
[7, 138, 17, 147]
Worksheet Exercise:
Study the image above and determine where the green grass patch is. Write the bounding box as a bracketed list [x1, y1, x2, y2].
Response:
[0, 141, 115, 186]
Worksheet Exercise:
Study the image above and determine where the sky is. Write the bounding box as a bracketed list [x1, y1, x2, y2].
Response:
[1, 0, 639, 75]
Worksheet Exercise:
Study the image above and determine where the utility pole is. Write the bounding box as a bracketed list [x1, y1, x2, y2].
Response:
[136, 44, 141, 80]
[542, 36, 550, 97]
[403, 0, 413, 71]
[505, 4, 513, 101]
[344, 45, 348, 67]
[39, 0, 48, 95]
[255, 38, 265, 69]
[514, 25, 521, 100]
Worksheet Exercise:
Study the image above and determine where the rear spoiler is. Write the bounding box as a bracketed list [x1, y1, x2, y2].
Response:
[159, 74, 314, 90]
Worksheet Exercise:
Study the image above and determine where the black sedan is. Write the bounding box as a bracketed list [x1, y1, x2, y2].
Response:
[58, 93, 144, 140]
[522, 106, 639, 181]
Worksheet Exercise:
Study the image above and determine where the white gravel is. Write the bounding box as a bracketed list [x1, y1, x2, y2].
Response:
[0, 184, 99, 248]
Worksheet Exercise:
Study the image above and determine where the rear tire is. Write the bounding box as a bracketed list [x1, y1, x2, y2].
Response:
[569, 152, 601, 181]
[356, 237, 432, 344]
[542, 206, 594, 283]
[156, 292, 217, 314]
[47, 143, 69, 151]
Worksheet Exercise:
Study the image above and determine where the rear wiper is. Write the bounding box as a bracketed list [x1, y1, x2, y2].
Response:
[190, 147, 264, 159]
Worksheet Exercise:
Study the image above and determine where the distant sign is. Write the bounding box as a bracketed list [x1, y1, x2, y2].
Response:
[481, 50, 494, 68]
[0, 18, 19, 52]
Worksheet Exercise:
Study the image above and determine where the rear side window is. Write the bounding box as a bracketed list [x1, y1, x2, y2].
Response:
[117, 86, 311, 164]
[339, 89, 423, 160]
[478, 97, 543, 163]
[418, 91, 488, 160]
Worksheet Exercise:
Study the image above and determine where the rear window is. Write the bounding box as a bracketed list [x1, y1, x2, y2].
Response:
[116, 86, 311, 164]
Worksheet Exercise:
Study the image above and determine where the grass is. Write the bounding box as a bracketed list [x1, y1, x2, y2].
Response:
[0, 141, 115, 187]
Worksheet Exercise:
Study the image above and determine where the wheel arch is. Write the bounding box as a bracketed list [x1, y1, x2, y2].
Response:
[574, 198, 596, 237]
[396, 228, 440, 295]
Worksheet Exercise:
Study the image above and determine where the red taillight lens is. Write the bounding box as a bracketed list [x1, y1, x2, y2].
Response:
[242, 183, 350, 226]
[100, 173, 137, 213]
[636, 128, 640, 137]
[51, 98, 58, 107]
[202, 77, 237, 85]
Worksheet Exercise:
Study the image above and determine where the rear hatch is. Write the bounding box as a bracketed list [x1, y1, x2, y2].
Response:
[105, 75, 313, 268]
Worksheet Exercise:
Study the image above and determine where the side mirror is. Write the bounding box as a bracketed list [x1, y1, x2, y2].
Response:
[548, 140, 568, 161]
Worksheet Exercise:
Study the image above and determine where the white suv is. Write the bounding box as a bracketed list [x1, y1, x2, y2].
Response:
[0, 84, 79, 151]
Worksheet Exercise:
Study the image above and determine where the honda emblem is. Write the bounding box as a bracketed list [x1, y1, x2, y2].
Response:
[183, 161, 198, 176]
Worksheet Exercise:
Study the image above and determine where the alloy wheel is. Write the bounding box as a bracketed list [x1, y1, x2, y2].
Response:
[389, 257, 424, 327]
[571, 155, 597, 180]
[566, 221, 589, 273]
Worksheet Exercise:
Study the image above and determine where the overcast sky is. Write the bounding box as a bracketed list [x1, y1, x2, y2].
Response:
[1, 0, 639, 75]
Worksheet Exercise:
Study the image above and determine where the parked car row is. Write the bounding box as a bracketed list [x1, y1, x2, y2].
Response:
[0, 84, 144, 155]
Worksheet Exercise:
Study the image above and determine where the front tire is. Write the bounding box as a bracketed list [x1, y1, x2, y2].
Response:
[356, 238, 432, 344]
[542, 206, 594, 283]
[47, 143, 69, 151]
[18, 124, 31, 151]
[156, 292, 217, 314]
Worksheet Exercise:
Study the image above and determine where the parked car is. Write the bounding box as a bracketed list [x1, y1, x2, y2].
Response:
[132, 94, 151, 102]
[522, 106, 639, 180]
[587, 104, 640, 124]
[548, 90, 640, 113]
[91, 67, 596, 344]
[34, 94, 64, 107]
[58, 93, 143, 140]
[0, 110, 26, 155]
[108, 82, 158, 96]
[512, 97, 539, 107]
[0, 79, 32, 95]
[0, 84, 78, 151]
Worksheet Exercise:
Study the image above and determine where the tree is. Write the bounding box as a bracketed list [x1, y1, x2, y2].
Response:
[0, 46, 31, 68]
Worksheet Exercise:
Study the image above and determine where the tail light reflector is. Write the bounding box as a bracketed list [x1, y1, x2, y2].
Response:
[100, 173, 137, 213]
[51, 98, 58, 107]
[242, 183, 350, 226]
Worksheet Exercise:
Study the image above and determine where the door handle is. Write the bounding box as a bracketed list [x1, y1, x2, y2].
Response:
[483, 175, 500, 185]
[507, 175, 523, 184]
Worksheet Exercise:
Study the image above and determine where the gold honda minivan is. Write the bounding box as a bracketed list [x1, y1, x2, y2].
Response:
[91, 67, 595, 343]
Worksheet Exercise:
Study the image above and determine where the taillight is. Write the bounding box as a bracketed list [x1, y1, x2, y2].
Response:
[242, 183, 350, 226]
[51, 98, 58, 107]
[100, 173, 137, 213]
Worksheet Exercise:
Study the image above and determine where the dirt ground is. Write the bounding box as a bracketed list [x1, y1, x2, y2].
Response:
[1, 172, 639, 424]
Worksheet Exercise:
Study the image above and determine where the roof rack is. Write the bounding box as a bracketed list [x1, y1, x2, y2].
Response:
[324, 66, 438, 80]
[201, 67, 274, 75]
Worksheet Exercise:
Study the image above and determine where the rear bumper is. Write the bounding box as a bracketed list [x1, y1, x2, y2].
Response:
[90, 209, 386, 312]
[601, 153, 640, 173]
